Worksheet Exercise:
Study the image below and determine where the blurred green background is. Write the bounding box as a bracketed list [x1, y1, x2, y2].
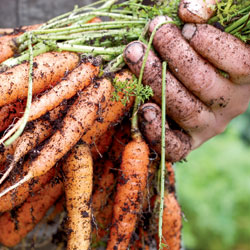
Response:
[175, 105, 250, 250]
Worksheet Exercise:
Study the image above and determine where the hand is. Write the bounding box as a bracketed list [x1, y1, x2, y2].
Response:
[123, 6, 250, 162]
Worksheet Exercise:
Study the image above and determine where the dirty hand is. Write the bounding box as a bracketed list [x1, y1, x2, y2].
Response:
[123, 1, 250, 162]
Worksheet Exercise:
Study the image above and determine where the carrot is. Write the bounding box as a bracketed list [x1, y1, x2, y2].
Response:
[82, 70, 134, 145]
[108, 120, 131, 164]
[0, 28, 16, 35]
[0, 176, 63, 247]
[93, 159, 115, 216]
[130, 228, 150, 250]
[107, 136, 149, 250]
[0, 164, 56, 213]
[0, 33, 17, 55]
[0, 76, 112, 198]
[0, 99, 26, 133]
[90, 127, 116, 160]
[0, 51, 80, 107]
[166, 162, 176, 192]
[92, 159, 116, 246]
[161, 193, 182, 250]
[0, 104, 66, 184]
[63, 143, 93, 250]
[88, 17, 102, 23]
[46, 196, 65, 223]
[0, 24, 41, 63]
[93, 197, 114, 248]
[1, 59, 99, 144]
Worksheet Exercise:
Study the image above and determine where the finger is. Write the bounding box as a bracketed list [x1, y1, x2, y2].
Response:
[124, 41, 216, 133]
[182, 23, 250, 85]
[148, 17, 238, 109]
[139, 103, 191, 162]
[178, 0, 218, 24]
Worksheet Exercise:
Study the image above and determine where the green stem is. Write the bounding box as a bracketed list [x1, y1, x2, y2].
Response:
[43, 0, 118, 29]
[0, 42, 53, 70]
[57, 43, 124, 56]
[104, 53, 125, 73]
[41, 0, 107, 27]
[158, 61, 167, 249]
[4, 33, 34, 146]
[45, 11, 141, 30]
[26, 21, 145, 36]
[37, 27, 141, 42]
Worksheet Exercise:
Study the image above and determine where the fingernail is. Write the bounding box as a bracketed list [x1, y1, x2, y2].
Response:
[140, 103, 160, 122]
[182, 23, 197, 41]
[124, 42, 144, 64]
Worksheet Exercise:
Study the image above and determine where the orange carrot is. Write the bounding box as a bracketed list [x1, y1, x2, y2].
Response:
[107, 136, 149, 250]
[166, 162, 176, 192]
[20, 60, 99, 123]
[0, 176, 63, 247]
[93, 160, 115, 216]
[0, 100, 26, 133]
[82, 70, 134, 145]
[0, 24, 41, 63]
[108, 121, 131, 164]
[0, 104, 66, 184]
[161, 193, 182, 250]
[130, 228, 150, 250]
[0, 28, 16, 35]
[93, 197, 114, 247]
[0, 51, 80, 107]
[92, 159, 115, 247]
[90, 127, 116, 160]
[63, 143, 93, 250]
[0, 165, 56, 213]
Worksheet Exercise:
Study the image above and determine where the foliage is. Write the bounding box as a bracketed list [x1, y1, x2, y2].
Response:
[175, 119, 250, 250]
[208, 0, 250, 42]
[111, 74, 153, 105]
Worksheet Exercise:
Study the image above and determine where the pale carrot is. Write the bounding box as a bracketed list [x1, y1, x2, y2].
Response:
[63, 143, 93, 250]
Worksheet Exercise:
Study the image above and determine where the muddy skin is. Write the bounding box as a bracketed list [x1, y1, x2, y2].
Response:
[148, 20, 234, 109]
[183, 23, 250, 85]
[139, 103, 191, 162]
[124, 41, 211, 133]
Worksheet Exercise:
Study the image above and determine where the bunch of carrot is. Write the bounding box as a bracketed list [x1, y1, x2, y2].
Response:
[0, 26, 182, 250]
[0, 0, 248, 249]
